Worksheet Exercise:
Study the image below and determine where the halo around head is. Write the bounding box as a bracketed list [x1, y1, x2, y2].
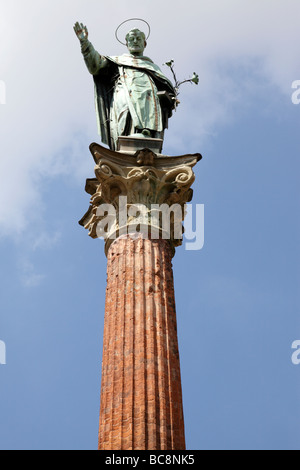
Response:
[115, 18, 151, 45]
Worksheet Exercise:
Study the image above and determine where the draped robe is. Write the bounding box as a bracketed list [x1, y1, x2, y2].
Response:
[81, 39, 175, 150]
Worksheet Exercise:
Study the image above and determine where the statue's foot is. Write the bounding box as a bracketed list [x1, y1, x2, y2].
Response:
[129, 129, 153, 139]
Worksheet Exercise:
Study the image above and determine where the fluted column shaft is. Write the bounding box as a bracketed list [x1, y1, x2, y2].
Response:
[98, 233, 185, 450]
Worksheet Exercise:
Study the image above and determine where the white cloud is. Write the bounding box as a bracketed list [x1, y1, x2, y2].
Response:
[19, 259, 45, 288]
[32, 231, 61, 251]
[0, 0, 299, 239]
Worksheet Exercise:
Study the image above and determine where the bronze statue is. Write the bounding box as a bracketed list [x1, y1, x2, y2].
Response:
[74, 22, 176, 150]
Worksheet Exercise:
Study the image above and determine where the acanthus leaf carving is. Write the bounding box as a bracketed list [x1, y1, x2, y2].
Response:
[79, 143, 201, 255]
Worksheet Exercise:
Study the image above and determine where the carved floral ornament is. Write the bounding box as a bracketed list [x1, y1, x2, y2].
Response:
[79, 144, 201, 254]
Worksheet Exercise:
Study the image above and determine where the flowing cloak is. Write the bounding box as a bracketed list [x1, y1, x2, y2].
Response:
[80, 39, 176, 150]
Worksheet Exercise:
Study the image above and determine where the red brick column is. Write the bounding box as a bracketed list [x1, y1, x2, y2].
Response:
[98, 233, 186, 450]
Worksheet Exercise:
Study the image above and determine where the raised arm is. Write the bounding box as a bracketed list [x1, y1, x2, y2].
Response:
[73, 22, 109, 75]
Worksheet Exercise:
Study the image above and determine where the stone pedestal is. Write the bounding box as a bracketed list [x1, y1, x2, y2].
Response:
[80, 143, 201, 450]
[117, 136, 163, 154]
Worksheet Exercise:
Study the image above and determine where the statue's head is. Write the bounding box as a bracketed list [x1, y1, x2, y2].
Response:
[125, 28, 146, 56]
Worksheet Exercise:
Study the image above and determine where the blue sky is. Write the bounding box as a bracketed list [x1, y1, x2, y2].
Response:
[0, 0, 299, 450]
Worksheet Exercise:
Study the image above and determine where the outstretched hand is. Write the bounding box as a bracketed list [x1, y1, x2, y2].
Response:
[74, 22, 88, 41]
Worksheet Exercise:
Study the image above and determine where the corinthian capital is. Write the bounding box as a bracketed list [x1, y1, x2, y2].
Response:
[79, 143, 201, 255]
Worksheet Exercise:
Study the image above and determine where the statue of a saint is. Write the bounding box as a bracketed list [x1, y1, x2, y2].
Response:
[74, 22, 176, 150]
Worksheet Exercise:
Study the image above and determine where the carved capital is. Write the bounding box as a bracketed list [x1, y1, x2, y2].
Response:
[79, 143, 201, 255]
